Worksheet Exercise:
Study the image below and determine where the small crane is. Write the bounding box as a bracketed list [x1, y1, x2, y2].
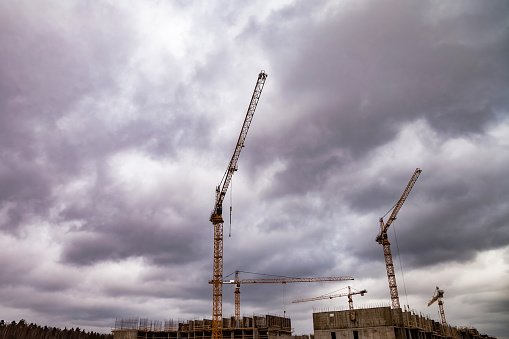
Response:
[210, 71, 267, 339]
[376, 168, 422, 309]
[215, 270, 354, 320]
[428, 286, 448, 334]
[292, 286, 367, 321]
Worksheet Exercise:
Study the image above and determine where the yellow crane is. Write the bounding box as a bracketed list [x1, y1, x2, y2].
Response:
[428, 286, 448, 333]
[210, 71, 268, 339]
[217, 270, 354, 320]
[292, 286, 367, 321]
[376, 168, 422, 309]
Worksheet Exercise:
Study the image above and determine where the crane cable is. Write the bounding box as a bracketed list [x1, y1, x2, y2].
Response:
[283, 283, 286, 317]
[382, 201, 398, 220]
[392, 219, 410, 310]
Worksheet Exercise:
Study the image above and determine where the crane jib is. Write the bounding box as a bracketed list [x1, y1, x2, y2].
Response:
[379, 168, 422, 236]
[212, 71, 268, 215]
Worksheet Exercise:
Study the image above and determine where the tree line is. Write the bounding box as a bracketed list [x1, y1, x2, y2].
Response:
[0, 319, 113, 339]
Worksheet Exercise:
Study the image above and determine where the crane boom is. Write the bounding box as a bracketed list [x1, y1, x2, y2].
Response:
[292, 292, 349, 303]
[292, 286, 366, 321]
[378, 168, 422, 237]
[214, 271, 353, 320]
[231, 276, 354, 284]
[211, 71, 268, 216]
[427, 294, 439, 307]
[292, 287, 366, 303]
[210, 71, 267, 339]
[376, 168, 421, 310]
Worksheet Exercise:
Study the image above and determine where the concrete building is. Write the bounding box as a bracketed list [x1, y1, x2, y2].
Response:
[112, 315, 292, 339]
[312, 306, 496, 339]
[112, 308, 497, 339]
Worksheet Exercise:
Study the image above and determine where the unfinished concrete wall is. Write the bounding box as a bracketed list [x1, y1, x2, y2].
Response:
[314, 307, 394, 331]
[112, 330, 138, 339]
[254, 316, 266, 328]
[243, 317, 254, 328]
[315, 327, 397, 339]
[311, 307, 490, 339]
[266, 315, 291, 330]
[267, 330, 292, 339]
[313, 308, 398, 339]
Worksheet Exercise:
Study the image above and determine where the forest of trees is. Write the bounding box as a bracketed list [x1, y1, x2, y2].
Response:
[0, 319, 113, 339]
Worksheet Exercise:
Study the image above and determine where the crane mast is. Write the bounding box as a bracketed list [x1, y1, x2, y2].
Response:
[217, 271, 354, 320]
[376, 168, 421, 309]
[210, 71, 267, 339]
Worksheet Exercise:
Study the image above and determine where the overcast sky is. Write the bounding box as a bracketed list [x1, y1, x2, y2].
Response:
[1, 0, 508, 337]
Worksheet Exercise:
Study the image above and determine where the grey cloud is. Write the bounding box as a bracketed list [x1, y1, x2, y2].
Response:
[245, 0, 509, 175]
[0, 1, 137, 234]
[0, 0, 508, 337]
[60, 209, 207, 266]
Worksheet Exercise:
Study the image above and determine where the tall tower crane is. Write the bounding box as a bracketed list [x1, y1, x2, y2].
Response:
[292, 286, 367, 321]
[428, 286, 447, 331]
[210, 71, 268, 339]
[376, 168, 422, 309]
[216, 270, 354, 320]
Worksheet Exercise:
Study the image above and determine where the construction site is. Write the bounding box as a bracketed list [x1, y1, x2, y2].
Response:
[111, 315, 292, 339]
[111, 71, 497, 339]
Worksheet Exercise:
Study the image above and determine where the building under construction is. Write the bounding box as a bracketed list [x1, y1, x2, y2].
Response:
[312, 306, 496, 339]
[112, 315, 292, 339]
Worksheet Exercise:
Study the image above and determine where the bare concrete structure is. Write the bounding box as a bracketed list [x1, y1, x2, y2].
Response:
[312, 306, 496, 339]
[112, 315, 291, 339]
[112, 308, 497, 339]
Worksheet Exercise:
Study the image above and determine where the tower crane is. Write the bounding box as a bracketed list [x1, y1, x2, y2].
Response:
[292, 286, 367, 321]
[210, 71, 268, 339]
[428, 286, 447, 332]
[214, 270, 354, 320]
[376, 168, 422, 309]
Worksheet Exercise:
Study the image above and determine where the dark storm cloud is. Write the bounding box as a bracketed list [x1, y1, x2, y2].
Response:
[343, 161, 509, 271]
[0, 1, 135, 233]
[57, 168, 210, 266]
[0, 0, 215, 244]
[233, 0, 509, 274]
[243, 0, 509, 192]
[61, 216, 205, 267]
[2, 288, 134, 326]
[398, 176, 509, 267]
[1, 0, 508, 337]
[0, 161, 53, 233]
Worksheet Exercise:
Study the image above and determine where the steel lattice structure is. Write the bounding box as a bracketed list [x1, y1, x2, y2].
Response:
[210, 71, 267, 339]
[428, 286, 448, 336]
[376, 168, 422, 309]
[218, 271, 353, 320]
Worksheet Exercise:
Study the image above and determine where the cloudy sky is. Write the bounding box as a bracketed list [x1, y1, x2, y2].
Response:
[1, 0, 508, 337]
